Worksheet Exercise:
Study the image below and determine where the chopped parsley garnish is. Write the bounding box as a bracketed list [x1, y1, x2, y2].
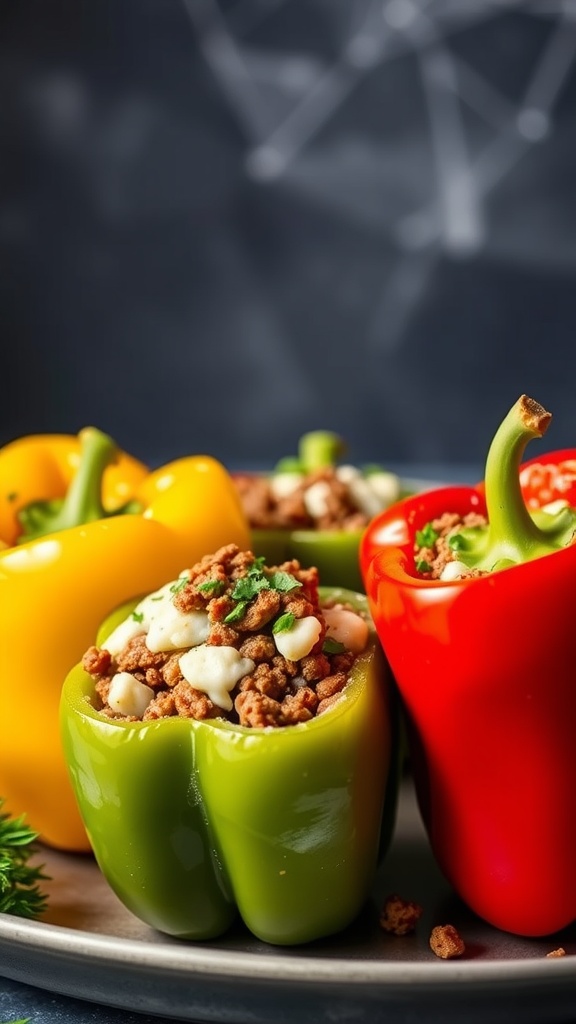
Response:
[131, 611, 144, 623]
[266, 571, 302, 593]
[224, 601, 248, 624]
[231, 573, 272, 601]
[169, 578, 188, 595]
[229, 564, 302, 605]
[322, 637, 346, 654]
[415, 522, 438, 548]
[448, 532, 466, 552]
[197, 579, 225, 596]
[218, 559, 304, 622]
[272, 612, 295, 634]
[415, 559, 432, 573]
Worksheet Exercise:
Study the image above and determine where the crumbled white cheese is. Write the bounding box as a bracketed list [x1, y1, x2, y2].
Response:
[269, 472, 303, 499]
[337, 467, 401, 518]
[101, 615, 145, 658]
[107, 672, 154, 718]
[345, 476, 384, 519]
[102, 572, 210, 656]
[274, 615, 322, 661]
[322, 606, 369, 654]
[146, 606, 210, 654]
[439, 560, 471, 582]
[303, 480, 331, 519]
[335, 464, 361, 485]
[365, 471, 401, 507]
[179, 645, 255, 711]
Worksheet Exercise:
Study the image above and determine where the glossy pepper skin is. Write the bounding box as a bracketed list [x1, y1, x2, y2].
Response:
[360, 396, 576, 938]
[0, 428, 250, 852]
[60, 588, 395, 945]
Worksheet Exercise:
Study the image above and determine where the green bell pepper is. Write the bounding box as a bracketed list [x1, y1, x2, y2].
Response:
[60, 587, 396, 946]
[236, 432, 405, 592]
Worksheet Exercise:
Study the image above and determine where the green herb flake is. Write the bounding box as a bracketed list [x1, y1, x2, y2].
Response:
[169, 578, 188, 595]
[131, 610, 144, 623]
[415, 559, 432, 573]
[266, 571, 302, 593]
[224, 601, 248, 624]
[448, 532, 466, 552]
[415, 522, 438, 549]
[197, 579, 225, 596]
[272, 612, 295, 634]
[231, 574, 271, 601]
[322, 637, 346, 655]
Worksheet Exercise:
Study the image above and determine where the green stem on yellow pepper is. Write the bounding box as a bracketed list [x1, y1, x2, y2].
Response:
[455, 395, 576, 572]
[17, 427, 142, 543]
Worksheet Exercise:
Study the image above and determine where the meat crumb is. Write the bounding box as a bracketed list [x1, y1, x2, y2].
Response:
[379, 893, 423, 936]
[546, 947, 566, 958]
[429, 924, 466, 959]
[414, 511, 487, 580]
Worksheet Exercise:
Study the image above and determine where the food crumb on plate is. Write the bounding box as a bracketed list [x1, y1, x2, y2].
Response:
[379, 893, 423, 936]
[429, 924, 466, 959]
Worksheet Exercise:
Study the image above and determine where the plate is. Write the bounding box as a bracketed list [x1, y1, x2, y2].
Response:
[1, 775, 576, 1024]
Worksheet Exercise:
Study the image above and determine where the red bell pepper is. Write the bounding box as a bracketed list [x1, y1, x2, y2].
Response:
[360, 395, 576, 937]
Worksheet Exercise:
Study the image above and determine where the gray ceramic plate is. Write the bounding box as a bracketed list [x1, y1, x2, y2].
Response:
[1, 777, 576, 1024]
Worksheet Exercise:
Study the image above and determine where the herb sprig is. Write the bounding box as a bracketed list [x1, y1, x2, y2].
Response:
[224, 562, 302, 624]
[0, 800, 49, 919]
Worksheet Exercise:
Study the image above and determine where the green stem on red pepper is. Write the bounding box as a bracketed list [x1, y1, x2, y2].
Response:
[454, 395, 576, 572]
[17, 427, 142, 543]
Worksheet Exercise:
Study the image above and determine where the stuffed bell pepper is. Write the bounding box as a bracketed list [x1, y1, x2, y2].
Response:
[234, 430, 404, 591]
[361, 394, 576, 938]
[0, 427, 249, 851]
[60, 543, 396, 945]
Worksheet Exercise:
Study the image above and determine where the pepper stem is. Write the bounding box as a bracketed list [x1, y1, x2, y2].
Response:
[298, 431, 345, 471]
[457, 395, 576, 571]
[17, 427, 132, 543]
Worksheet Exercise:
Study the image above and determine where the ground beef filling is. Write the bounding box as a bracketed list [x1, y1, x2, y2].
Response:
[234, 467, 370, 531]
[82, 544, 363, 728]
[413, 511, 488, 579]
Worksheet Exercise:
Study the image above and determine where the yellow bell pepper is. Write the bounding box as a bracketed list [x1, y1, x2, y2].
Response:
[0, 427, 250, 852]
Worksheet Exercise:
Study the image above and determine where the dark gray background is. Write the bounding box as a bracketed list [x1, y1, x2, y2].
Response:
[2, 0, 575, 471]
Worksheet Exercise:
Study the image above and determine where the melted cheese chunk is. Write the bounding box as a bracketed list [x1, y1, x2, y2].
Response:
[107, 672, 154, 718]
[179, 645, 255, 711]
[146, 606, 209, 654]
[102, 572, 209, 656]
[439, 560, 472, 581]
[273, 615, 322, 661]
[322, 606, 369, 654]
[303, 481, 331, 519]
